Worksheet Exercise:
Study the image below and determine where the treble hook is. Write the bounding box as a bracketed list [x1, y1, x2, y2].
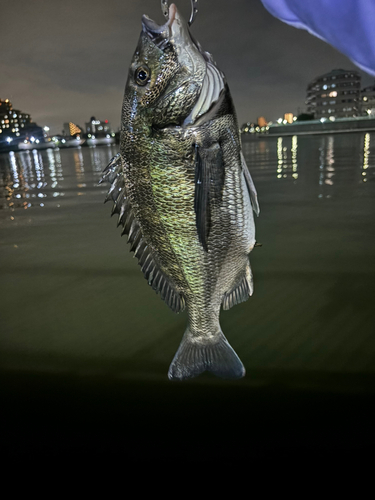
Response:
[161, 0, 199, 26]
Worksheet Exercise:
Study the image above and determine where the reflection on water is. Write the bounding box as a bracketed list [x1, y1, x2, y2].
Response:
[363, 132, 371, 181]
[242, 131, 375, 199]
[276, 135, 298, 180]
[1, 133, 375, 212]
[318, 135, 335, 197]
[0, 144, 118, 211]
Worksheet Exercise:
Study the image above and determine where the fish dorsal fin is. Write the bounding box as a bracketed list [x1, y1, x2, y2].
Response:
[194, 142, 225, 252]
[222, 263, 253, 310]
[100, 154, 185, 313]
[241, 152, 260, 217]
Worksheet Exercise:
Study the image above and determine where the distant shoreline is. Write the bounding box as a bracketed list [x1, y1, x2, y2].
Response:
[0, 137, 119, 154]
[242, 116, 375, 139]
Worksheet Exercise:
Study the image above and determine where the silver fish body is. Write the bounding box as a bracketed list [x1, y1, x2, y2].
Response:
[101, 3, 259, 380]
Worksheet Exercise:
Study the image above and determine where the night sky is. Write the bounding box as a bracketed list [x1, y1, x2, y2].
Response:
[2, 0, 374, 134]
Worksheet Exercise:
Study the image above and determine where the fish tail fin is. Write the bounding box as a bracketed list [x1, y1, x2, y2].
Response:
[168, 327, 245, 381]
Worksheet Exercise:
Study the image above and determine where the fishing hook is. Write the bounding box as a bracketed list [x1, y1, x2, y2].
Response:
[161, 0, 199, 26]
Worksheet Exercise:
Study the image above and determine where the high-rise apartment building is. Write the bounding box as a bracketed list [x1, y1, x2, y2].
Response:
[306, 69, 361, 119]
[360, 84, 375, 116]
[0, 98, 32, 138]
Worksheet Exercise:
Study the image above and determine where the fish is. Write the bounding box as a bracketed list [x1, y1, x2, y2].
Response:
[100, 2, 259, 380]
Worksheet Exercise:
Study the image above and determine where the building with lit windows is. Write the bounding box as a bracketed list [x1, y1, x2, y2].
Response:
[0, 98, 44, 148]
[85, 116, 112, 135]
[63, 122, 83, 136]
[306, 69, 361, 119]
[360, 84, 375, 116]
[0, 98, 31, 136]
[283, 113, 294, 123]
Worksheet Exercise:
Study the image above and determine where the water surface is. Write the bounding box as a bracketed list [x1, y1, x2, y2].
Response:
[1, 135, 375, 457]
[1, 136, 374, 379]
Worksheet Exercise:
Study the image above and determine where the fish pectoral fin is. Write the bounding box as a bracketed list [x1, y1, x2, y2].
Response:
[194, 142, 225, 252]
[241, 152, 260, 217]
[101, 153, 185, 314]
[222, 263, 253, 310]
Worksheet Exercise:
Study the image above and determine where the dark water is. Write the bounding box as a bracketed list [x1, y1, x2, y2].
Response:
[1, 135, 375, 459]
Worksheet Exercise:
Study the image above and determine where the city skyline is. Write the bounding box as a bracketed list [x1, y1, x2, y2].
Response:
[2, 0, 374, 134]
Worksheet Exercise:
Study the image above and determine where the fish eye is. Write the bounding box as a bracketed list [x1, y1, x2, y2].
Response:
[135, 66, 150, 86]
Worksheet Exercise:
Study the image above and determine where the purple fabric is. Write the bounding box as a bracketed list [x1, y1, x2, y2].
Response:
[261, 0, 375, 76]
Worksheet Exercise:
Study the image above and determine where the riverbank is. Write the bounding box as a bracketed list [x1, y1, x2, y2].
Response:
[243, 115, 375, 139]
[0, 134, 120, 153]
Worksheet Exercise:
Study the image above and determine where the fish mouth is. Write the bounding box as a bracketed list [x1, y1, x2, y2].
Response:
[142, 3, 200, 56]
[142, 3, 177, 48]
[142, 4, 208, 60]
[142, 3, 225, 127]
[142, 4, 207, 84]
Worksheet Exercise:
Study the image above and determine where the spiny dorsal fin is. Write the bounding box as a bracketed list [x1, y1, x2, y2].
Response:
[100, 152, 123, 186]
[194, 142, 225, 252]
[241, 152, 260, 217]
[101, 154, 185, 313]
[222, 263, 253, 310]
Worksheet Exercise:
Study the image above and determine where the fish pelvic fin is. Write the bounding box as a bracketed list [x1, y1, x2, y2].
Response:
[168, 328, 245, 381]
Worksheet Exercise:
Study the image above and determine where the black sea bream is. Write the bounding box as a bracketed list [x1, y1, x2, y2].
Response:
[101, 3, 259, 380]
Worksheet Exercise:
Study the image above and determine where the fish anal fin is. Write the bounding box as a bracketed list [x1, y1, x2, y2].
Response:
[222, 264, 253, 310]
